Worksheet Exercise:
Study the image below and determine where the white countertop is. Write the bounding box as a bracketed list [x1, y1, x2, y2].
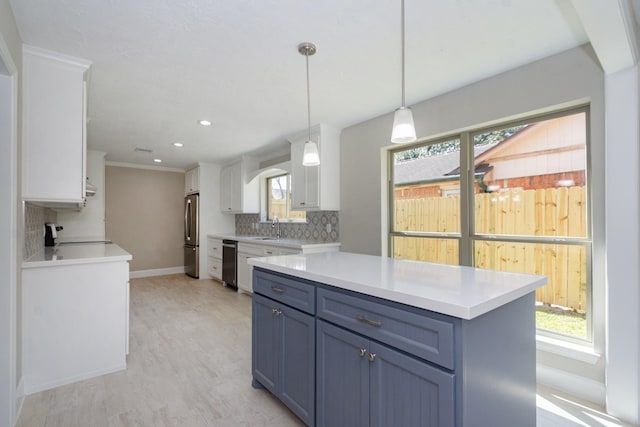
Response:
[23, 243, 132, 268]
[208, 233, 341, 251]
[248, 251, 547, 320]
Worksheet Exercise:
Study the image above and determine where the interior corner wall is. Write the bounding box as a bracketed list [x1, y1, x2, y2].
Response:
[56, 150, 106, 238]
[105, 166, 185, 272]
[604, 64, 640, 424]
[340, 43, 608, 398]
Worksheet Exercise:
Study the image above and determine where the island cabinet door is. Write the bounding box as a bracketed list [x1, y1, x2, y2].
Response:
[369, 342, 455, 427]
[280, 305, 315, 426]
[252, 294, 279, 393]
[253, 293, 315, 426]
[316, 320, 369, 427]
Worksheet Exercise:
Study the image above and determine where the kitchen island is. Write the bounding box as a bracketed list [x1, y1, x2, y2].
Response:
[248, 251, 547, 427]
[22, 243, 132, 394]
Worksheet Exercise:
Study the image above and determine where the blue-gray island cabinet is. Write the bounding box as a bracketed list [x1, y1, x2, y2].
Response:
[249, 251, 547, 427]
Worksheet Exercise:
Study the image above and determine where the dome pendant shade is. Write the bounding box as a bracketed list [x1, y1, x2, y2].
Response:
[302, 140, 320, 166]
[391, 106, 416, 143]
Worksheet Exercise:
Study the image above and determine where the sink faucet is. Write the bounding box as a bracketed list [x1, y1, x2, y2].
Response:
[272, 216, 281, 239]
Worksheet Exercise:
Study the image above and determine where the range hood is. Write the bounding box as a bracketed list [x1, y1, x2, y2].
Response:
[85, 179, 97, 197]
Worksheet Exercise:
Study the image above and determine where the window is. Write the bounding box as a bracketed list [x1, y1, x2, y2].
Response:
[267, 174, 306, 221]
[389, 107, 591, 342]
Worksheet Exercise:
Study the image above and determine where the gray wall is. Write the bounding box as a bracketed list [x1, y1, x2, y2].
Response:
[105, 166, 185, 272]
[340, 45, 606, 386]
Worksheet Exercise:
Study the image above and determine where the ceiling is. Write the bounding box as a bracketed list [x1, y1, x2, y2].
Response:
[7, 0, 629, 170]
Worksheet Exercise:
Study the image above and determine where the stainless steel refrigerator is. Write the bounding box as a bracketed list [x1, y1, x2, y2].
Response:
[184, 193, 199, 278]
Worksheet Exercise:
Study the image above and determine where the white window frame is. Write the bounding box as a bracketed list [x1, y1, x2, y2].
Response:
[388, 105, 596, 348]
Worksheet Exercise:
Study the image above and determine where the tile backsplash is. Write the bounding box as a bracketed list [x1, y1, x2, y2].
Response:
[24, 202, 57, 260]
[235, 211, 339, 242]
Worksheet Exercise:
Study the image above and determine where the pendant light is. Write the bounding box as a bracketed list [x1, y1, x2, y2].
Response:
[391, 0, 416, 144]
[299, 42, 320, 166]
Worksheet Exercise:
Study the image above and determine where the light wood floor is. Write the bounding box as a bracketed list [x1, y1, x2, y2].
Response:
[16, 274, 636, 427]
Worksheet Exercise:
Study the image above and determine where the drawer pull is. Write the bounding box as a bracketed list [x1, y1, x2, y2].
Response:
[356, 315, 382, 327]
[265, 250, 274, 255]
[271, 286, 285, 293]
[271, 308, 282, 316]
[358, 348, 367, 357]
[368, 353, 376, 362]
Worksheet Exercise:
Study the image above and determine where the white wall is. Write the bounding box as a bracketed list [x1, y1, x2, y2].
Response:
[340, 43, 611, 407]
[56, 150, 106, 239]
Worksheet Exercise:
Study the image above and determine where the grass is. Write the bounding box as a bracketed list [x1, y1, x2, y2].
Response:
[536, 304, 587, 339]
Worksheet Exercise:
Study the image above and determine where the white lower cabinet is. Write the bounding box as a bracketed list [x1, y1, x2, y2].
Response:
[207, 237, 223, 281]
[22, 260, 130, 394]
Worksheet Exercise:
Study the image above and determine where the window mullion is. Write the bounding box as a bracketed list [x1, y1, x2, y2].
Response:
[459, 132, 473, 266]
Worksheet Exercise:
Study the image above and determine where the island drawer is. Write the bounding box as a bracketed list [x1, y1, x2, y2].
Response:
[253, 269, 316, 315]
[317, 288, 455, 369]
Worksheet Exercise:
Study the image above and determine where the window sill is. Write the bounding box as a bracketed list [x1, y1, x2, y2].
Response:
[536, 334, 600, 364]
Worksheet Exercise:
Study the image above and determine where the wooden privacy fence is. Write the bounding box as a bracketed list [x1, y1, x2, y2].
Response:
[394, 187, 587, 312]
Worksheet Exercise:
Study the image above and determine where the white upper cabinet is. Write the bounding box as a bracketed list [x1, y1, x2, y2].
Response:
[220, 157, 259, 214]
[22, 46, 91, 204]
[185, 166, 200, 195]
[289, 124, 341, 211]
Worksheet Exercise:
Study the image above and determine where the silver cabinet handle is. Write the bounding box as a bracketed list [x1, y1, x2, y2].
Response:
[359, 348, 367, 357]
[368, 353, 376, 362]
[271, 308, 282, 316]
[271, 286, 284, 293]
[356, 315, 382, 327]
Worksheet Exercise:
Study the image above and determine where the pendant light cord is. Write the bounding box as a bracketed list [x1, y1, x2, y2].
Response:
[401, 0, 406, 108]
[306, 52, 312, 141]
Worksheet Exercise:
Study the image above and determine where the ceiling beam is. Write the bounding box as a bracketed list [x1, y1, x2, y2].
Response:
[570, 0, 638, 74]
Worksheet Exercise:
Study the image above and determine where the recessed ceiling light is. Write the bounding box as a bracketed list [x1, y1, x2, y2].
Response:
[153, 158, 162, 163]
[173, 142, 184, 147]
[198, 120, 212, 126]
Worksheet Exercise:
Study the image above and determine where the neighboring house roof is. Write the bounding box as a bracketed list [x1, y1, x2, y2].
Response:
[394, 143, 498, 185]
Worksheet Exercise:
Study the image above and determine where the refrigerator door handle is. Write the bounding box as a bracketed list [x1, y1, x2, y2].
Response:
[185, 199, 191, 242]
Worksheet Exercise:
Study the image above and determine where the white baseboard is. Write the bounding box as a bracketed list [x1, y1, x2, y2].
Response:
[23, 363, 127, 395]
[129, 266, 186, 279]
[537, 363, 606, 407]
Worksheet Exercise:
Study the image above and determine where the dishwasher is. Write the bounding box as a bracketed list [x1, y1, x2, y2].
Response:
[222, 239, 238, 289]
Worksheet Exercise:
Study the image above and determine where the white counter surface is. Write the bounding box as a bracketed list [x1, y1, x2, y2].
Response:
[248, 251, 546, 320]
[208, 233, 340, 251]
[23, 243, 132, 268]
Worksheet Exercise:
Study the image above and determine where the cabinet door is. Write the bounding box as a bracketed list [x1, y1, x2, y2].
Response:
[220, 166, 232, 212]
[220, 163, 242, 213]
[185, 168, 199, 194]
[280, 305, 315, 426]
[316, 320, 369, 427]
[23, 48, 89, 202]
[369, 342, 455, 427]
[291, 141, 320, 210]
[252, 294, 279, 394]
